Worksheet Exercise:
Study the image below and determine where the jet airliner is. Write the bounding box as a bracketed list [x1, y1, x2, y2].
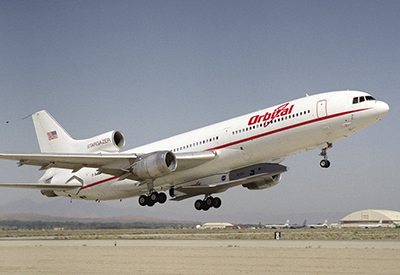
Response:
[0, 90, 389, 211]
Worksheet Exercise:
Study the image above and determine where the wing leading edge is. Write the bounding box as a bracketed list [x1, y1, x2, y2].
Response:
[0, 151, 216, 181]
[0, 183, 82, 190]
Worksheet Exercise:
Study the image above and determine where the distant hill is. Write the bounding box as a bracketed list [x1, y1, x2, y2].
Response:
[0, 198, 198, 224]
[0, 212, 193, 224]
[0, 197, 348, 225]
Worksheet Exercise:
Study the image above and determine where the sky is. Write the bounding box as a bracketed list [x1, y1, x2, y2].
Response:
[0, 0, 399, 224]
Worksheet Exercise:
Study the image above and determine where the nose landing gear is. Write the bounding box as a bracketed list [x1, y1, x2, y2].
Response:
[319, 143, 332, 168]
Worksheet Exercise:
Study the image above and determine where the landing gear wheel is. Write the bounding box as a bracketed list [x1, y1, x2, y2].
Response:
[213, 197, 222, 208]
[146, 192, 158, 207]
[205, 197, 214, 207]
[139, 192, 168, 207]
[319, 143, 332, 169]
[149, 192, 159, 202]
[201, 201, 210, 211]
[138, 195, 148, 206]
[195, 200, 203, 210]
[194, 196, 222, 210]
[320, 159, 331, 168]
[158, 192, 167, 204]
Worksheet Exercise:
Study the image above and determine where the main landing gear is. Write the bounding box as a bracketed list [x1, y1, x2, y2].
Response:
[319, 143, 332, 168]
[194, 196, 222, 211]
[138, 191, 167, 207]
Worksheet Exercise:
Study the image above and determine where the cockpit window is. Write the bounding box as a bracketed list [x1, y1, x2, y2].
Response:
[366, 96, 376, 101]
[353, 95, 376, 104]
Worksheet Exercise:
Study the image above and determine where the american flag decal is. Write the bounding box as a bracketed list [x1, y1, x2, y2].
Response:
[47, 131, 58, 140]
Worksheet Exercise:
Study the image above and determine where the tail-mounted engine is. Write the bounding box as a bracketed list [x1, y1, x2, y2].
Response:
[132, 151, 177, 179]
[84, 131, 125, 153]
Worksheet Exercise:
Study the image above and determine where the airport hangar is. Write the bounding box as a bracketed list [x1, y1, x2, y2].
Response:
[340, 209, 400, 228]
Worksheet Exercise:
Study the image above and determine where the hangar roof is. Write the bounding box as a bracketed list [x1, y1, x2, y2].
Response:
[341, 209, 400, 222]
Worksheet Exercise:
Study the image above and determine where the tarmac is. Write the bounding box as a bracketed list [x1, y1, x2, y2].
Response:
[0, 239, 399, 274]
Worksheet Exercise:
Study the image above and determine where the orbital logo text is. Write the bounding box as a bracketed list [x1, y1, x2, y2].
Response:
[248, 103, 294, 126]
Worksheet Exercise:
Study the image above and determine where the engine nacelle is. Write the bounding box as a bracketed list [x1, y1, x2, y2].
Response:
[133, 151, 177, 179]
[40, 190, 58, 197]
[84, 131, 125, 153]
[242, 174, 282, 190]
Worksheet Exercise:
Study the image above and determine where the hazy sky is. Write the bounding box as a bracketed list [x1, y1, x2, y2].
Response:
[0, 1, 398, 223]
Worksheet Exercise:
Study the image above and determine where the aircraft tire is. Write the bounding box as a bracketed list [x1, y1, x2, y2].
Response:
[195, 199, 203, 210]
[213, 197, 222, 208]
[320, 160, 330, 168]
[149, 192, 159, 202]
[205, 197, 214, 207]
[201, 201, 210, 211]
[138, 195, 148, 206]
[158, 192, 167, 204]
[147, 200, 155, 207]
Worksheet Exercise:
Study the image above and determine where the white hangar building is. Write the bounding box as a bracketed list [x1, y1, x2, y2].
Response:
[340, 209, 400, 228]
[198, 222, 234, 229]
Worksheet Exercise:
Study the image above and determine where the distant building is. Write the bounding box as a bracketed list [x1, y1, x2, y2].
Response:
[199, 222, 234, 229]
[340, 209, 400, 228]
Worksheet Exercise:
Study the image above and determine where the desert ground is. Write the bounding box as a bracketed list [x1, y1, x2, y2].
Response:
[0, 239, 399, 274]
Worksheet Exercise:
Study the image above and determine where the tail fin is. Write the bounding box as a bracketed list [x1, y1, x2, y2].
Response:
[32, 110, 125, 154]
[32, 110, 77, 153]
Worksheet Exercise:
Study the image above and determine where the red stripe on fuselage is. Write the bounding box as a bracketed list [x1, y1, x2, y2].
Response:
[80, 176, 119, 190]
[80, 107, 371, 190]
[207, 108, 371, 151]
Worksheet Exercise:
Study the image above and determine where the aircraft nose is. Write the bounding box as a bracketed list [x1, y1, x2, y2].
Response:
[375, 100, 389, 120]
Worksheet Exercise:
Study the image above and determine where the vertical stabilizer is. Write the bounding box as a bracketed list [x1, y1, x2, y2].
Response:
[32, 110, 76, 153]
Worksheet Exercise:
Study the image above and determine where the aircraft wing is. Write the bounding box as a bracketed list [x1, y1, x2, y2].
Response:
[171, 163, 288, 201]
[0, 183, 82, 190]
[0, 151, 216, 181]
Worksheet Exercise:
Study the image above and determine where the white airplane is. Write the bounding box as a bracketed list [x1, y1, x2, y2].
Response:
[0, 90, 389, 211]
[307, 220, 328, 229]
[264, 220, 290, 229]
[355, 220, 383, 229]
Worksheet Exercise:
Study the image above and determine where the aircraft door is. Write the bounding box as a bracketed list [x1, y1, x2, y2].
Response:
[317, 100, 327, 118]
[222, 127, 232, 144]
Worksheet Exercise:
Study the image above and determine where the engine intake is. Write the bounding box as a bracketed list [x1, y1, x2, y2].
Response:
[133, 151, 177, 179]
[85, 131, 125, 152]
[40, 190, 58, 197]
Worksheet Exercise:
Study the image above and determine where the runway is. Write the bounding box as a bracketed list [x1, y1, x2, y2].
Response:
[0, 238, 399, 249]
[1, 239, 399, 274]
